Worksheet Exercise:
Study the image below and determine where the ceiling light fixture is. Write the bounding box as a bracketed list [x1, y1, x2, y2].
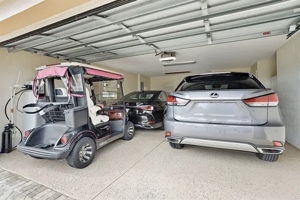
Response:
[165, 71, 190, 75]
[163, 60, 196, 67]
[159, 52, 176, 62]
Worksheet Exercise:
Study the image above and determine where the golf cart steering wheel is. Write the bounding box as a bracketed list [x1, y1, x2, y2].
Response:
[23, 103, 57, 114]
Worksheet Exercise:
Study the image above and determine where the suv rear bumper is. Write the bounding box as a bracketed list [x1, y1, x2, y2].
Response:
[166, 137, 284, 154]
[17, 145, 70, 159]
[165, 119, 285, 154]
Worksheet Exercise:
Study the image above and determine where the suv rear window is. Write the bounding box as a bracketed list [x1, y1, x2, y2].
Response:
[177, 73, 264, 91]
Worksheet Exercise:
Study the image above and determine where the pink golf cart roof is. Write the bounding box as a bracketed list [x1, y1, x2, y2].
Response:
[36, 62, 123, 80]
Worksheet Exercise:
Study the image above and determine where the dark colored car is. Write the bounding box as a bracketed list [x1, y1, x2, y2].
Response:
[122, 90, 168, 129]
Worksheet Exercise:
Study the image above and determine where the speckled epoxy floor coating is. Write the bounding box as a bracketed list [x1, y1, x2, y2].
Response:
[0, 130, 300, 200]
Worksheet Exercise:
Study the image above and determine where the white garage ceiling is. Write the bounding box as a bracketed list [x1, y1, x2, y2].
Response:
[97, 34, 286, 76]
[0, 0, 299, 75]
[0, 0, 44, 22]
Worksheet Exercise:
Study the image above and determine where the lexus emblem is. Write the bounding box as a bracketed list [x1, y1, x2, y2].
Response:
[210, 93, 219, 98]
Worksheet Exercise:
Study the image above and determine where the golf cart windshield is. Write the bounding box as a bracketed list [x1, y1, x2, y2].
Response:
[92, 80, 123, 106]
[34, 63, 123, 103]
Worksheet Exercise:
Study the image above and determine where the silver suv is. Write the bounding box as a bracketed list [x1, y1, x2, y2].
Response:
[164, 72, 285, 161]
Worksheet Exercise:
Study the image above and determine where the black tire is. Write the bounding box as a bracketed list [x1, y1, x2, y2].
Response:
[256, 153, 279, 162]
[122, 121, 135, 140]
[67, 137, 96, 169]
[169, 142, 184, 149]
[159, 122, 165, 130]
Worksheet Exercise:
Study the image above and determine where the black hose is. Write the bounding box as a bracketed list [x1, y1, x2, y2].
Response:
[4, 89, 28, 122]
[23, 103, 55, 114]
[12, 125, 23, 150]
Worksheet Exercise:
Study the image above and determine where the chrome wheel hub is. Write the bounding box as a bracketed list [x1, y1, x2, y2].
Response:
[79, 143, 93, 163]
[128, 126, 134, 136]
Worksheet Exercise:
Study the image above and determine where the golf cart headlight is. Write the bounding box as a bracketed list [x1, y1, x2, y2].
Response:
[24, 129, 33, 138]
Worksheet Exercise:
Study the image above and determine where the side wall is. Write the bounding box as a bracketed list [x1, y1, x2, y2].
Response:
[138, 74, 151, 91]
[92, 63, 139, 94]
[150, 73, 190, 92]
[150, 59, 277, 93]
[211, 66, 251, 73]
[256, 54, 277, 88]
[277, 33, 300, 149]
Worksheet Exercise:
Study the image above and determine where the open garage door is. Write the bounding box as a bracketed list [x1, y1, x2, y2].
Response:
[0, 0, 299, 63]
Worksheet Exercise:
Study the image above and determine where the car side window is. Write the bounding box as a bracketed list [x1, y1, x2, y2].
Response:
[158, 92, 167, 101]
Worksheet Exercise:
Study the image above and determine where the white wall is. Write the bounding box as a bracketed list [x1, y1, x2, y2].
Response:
[92, 63, 139, 94]
[256, 54, 277, 88]
[150, 73, 190, 92]
[150, 67, 255, 92]
[212, 66, 251, 73]
[138, 74, 151, 91]
[277, 33, 300, 149]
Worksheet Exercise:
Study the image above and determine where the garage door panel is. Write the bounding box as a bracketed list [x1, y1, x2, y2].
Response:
[211, 9, 300, 26]
[212, 19, 298, 40]
[43, 17, 104, 35]
[1, 0, 298, 62]
[123, 2, 201, 27]
[71, 25, 123, 41]
[104, 0, 187, 24]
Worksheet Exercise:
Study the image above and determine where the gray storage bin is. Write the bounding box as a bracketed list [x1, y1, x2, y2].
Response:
[64, 107, 88, 128]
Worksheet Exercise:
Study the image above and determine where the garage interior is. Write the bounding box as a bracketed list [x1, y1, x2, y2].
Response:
[0, 0, 300, 199]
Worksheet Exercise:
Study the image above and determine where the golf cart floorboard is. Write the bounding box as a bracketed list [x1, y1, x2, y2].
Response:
[96, 131, 124, 149]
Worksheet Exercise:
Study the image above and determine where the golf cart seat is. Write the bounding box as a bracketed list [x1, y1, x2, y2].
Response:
[85, 88, 109, 125]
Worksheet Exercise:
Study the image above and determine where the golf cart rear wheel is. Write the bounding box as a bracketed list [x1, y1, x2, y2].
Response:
[67, 137, 96, 169]
[256, 153, 279, 162]
[169, 142, 184, 149]
[123, 121, 135, 140]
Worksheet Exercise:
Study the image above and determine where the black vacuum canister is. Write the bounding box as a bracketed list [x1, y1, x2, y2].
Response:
[0, 124, 13, 153]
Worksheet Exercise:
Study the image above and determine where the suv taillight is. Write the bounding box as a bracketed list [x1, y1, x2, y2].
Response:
[167, 95, 190, 106]
[243, 93, 279, 107]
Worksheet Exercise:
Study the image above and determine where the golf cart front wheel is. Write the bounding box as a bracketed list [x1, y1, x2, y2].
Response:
[123, 121, 135, 140]
[67, 137, 96, 169]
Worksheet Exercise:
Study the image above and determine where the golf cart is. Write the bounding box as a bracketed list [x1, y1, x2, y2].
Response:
[18, 62, 135, 168]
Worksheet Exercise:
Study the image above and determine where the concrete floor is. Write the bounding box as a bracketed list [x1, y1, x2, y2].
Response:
[0, 168, 73, 200]
[0, 130, 300, 200]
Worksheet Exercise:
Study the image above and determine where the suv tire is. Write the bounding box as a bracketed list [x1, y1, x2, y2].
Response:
[169, 142, 184, 149]
[122, 121, 135, 140]
[256, 153, 279, 162]
[67, 137, 96, 169]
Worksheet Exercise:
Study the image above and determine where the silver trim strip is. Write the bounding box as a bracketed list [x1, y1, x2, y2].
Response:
[257, 147, 284, 154]
[180, 138, 258, 153]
